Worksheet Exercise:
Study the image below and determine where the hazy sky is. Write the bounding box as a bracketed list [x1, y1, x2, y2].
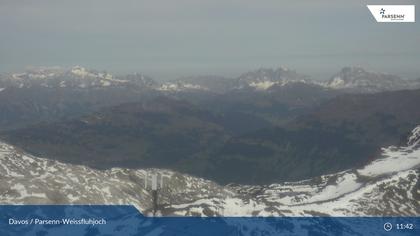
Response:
[0, 0, 419, 80]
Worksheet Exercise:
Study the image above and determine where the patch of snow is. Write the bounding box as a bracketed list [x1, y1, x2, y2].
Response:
[158, 82, 207, 91]
[408, 125, 420, 146]
[358, 145, 420, 177]
[183, 83, 206, 90]
[12, 73, 25, 79]
[101, 80, 111, 87]
[104, 74, 113, 80]
[28, 73, 47, 79]
[70, 66, 101, 79]
[249, 81, 277, 90]
[304, 173, 361, 203]
[158, 83, 179, 91]
[328, 77, 345, 88]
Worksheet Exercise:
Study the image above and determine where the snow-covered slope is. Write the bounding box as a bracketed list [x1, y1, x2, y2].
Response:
[220, 126, 420, 216]
[0, 142, 230, 216]
[1, 126, 419, 216]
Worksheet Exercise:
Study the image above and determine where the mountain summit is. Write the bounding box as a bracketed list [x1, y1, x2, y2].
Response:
[236, 67, 310, 90]
[325, 67, 419, 93]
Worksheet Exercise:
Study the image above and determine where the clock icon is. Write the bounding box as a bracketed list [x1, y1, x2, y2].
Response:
[384, 222, 393, 231]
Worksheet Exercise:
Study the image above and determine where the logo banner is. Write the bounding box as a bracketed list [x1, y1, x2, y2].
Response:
[367, 5, 415, 22]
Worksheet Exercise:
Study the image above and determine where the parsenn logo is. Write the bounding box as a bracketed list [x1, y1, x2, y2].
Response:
[367, 5, 415, 22]
[380, 8, 386, 15]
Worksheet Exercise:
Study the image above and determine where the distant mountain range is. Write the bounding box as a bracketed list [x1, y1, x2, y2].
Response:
[0, 67, 161, 131]
[2, 66, 419, 93]
[0, 66, 419, 184]
[0, 66, 156, 89]
[157, 67, 420, 93]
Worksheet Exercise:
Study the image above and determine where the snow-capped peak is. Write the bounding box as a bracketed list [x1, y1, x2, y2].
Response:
[323, 67, 419, 93]
[237, 67, 311, 90]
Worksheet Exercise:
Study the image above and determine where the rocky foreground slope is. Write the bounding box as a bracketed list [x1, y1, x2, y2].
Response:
[0, 126, 419, 216]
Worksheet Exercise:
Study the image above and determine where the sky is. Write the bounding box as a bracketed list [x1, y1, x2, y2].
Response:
[0, 0, 419, 80]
